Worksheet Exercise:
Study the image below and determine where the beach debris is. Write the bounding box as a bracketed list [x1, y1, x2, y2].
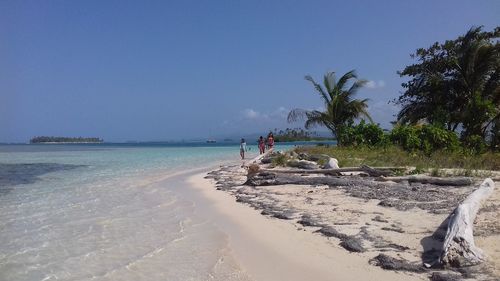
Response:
[323, 157, 339, 169]
[430, 272, 461, 281]
[381, 226, 405, 233]
[247, 164, 260, 176]
[339, 237, 366, 252]
[369, 254, 426, 273]
[260, 165, 392, 177]
[372, 215, 389, 223]
[377, 176, 474, 186]
[440, 178, 495, 267]
[297, 214, 322, 227]
[315, 226, 348, 239]
[286, 159, 319, 170]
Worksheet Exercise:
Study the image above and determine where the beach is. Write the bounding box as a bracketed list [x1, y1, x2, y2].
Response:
[186, 171, 425, 281]
[1, 144, 498, 281]
[192, 154, 500, 281]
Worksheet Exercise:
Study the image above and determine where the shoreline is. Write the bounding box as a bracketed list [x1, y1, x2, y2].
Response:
[185, 169, 425, 281]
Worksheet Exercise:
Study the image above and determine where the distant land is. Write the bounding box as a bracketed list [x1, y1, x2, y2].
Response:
[30, 136, 103, 144]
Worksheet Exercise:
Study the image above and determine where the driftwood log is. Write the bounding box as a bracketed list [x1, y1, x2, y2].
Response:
[245, 172, 369, 187]
[243, 148, 274, 166]
[377, 176, 474, 186]
[440, 178, 495, 267]
[261, 165, 395, 177]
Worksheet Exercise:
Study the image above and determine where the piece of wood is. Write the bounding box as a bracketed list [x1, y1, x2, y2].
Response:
[244, 172, 368, 186]
[261, 165, 392, 177]
[440, 178, 495, 267]
[243, 148, 274, 166]
[377, 175, 474, 186]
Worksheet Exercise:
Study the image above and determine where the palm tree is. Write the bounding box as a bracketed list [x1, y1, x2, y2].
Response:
[287, 70, 372, 145]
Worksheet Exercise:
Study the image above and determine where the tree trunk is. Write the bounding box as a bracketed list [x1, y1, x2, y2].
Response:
[440, 178, 495, 267]
[261, 165, 395, 177]
[377, 176, 474, 186]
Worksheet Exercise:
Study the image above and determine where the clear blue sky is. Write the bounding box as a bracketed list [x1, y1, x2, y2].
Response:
[1, 0, 499, 142]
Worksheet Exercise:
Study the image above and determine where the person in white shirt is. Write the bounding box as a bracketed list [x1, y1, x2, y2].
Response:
[240, 138, 247, 159]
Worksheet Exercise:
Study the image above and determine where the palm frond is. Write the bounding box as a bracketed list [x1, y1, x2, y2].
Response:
[287, 108, 309, 123]
[305, 75, 330, 105]
[336, 70, 357, 91]
[347, 79, 367, 97]
[323, 72, 336, 96]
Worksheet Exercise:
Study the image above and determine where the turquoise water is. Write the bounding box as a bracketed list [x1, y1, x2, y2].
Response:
[0, 142, 306, 281]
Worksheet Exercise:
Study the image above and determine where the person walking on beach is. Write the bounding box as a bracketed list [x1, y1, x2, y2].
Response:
[240, 138, 247, 159]
[258, 136, 265, 154]
[267, 132, 275, 150]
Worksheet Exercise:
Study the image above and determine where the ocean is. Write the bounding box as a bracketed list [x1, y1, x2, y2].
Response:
[0, 142, 325, 281]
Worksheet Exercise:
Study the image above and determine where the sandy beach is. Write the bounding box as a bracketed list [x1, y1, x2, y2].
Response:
[187, 171, 425, 280]
[185, 159, 500, 281]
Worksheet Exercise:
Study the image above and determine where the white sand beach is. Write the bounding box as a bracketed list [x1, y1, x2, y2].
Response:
[183, 159, 500, 281]
[186, 172, 426, 281]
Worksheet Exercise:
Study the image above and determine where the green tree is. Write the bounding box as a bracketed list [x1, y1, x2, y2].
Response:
[287, 70, 372, 145]
[395, 26, 500, 144]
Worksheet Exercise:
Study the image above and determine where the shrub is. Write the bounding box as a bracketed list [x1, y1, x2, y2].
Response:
[337, 121, 386, 147]
[462, 135, 488, 154]
[272, 153, 288, 166]
[389, 125, 459, 153]
[389, 125, 421, 151]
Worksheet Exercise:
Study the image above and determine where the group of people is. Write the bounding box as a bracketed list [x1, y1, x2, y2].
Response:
[258, 132, 274, 154]
[240, 132, 274, 160]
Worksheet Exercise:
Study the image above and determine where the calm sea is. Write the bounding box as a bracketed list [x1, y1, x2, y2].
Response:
[0, 142, 329, 281]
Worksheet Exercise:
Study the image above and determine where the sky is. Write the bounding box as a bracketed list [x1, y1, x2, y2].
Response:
[1, 0, 499, 142]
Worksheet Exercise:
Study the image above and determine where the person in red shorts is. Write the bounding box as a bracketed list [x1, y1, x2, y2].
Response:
[258, 136, 265, 154]
[267, 132, 275, 150]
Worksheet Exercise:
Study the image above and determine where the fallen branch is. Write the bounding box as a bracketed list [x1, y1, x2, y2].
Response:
[440, 178, 495, 267]
[376, 175, 474, 186]
[261, 165, 394, 177]
[243, 148, 274, 167]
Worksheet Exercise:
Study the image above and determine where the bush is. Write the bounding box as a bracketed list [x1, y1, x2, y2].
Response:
[389, 125, 421, 151]
[337, 121, 386, 147]
[271, 154, 288, 166]
[389, 125, 459, 154]
[462, 135, 488, 154]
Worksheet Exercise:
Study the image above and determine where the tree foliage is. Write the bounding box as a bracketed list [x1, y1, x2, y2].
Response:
[30, 136, 103, 143]
[395, 26, 500, 148]
[287, 70, 372, 145]
[337, 120, 386, 147]
[389, 125, 460, 154]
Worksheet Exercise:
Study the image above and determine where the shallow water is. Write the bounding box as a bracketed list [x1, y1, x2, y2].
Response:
[0, 144, 258, 281]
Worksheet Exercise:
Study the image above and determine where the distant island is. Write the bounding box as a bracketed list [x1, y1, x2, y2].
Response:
[30, 136, 103, 144]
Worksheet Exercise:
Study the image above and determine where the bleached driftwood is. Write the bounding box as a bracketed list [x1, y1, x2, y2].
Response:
[440, 178, 495, 267]
[377, 175, 474, 186]
[243, 148, 274, 166]
[261, 165, 393, 177]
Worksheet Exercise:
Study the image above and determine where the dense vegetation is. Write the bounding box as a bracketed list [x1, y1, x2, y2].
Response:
[285, 26, 499, 172]
[273, 128, 333, 142]
[288, 26, 499, 160]
[395, 26, 499, 149]
[30, 136, 103, 143]
[295, 145, 500, 173]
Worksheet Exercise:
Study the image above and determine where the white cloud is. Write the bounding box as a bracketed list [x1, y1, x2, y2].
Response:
[365, 80, 385, 89]
[241, 106, 289, 120]
[242, 108, 260, 119]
